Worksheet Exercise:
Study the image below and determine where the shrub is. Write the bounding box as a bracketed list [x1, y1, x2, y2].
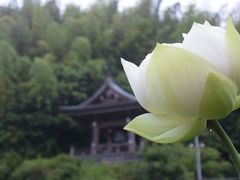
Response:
[11, 154, 80, 180]
[0, 151, 22, 180]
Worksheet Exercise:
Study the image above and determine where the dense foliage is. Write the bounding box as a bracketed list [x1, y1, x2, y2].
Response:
[0, 0, 240, 178]
[0, 144, 235, 180]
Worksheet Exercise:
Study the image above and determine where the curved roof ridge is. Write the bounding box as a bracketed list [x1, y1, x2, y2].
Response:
[59, 77, 136, 110]
[108, 80, 136, 101]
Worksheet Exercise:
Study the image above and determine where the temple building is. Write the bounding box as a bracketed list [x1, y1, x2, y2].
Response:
[59, 77, 145, 162]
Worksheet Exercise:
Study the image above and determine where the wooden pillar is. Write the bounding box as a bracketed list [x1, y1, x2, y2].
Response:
[106, 128, 112, 153]
[128, 131, 136, 152]
[140, 138, 145, 149]
[126, 117, 136, 152]
[91, 121, 99, 155]
[69, 146, 74, 157]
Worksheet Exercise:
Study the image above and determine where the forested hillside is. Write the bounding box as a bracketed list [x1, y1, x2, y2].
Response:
[0, 0, 240, 179]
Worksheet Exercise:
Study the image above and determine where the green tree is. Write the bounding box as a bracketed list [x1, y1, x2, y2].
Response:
[0, 73, 15, 117]
[44, 22, 65, 59]
[139, 143, 195, 180]
[13, 56, 32, 111]
[201, 147, 234, 177]
[57, 58, 105, 105]
[56, 61, 87, 105]
[172, 5, 220, 41]
[29, 58, 58, 110]
[44, 0, 60, 22]
[0, 151, 22, 180]
[11, 154, 80, 180]
[63, 4, 81, 19]
[69, 36, 91, 63]
[15, 56, 32, 82]
[0, 40, 18, 79]
[11, 17, 32, 55]
[0, 19, 11, 42]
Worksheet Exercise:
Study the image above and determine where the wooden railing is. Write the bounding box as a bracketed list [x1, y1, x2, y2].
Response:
[70, 142, 136, 156]
[97, 142, 129, 154]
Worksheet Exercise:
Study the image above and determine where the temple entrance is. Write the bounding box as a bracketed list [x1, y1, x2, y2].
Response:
[98, 126, 129, 153]
[60, 77, 145, 162]
[90, 119, 136, 155]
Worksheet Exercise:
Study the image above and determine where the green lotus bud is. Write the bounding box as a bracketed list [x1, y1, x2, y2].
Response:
[121, 19, 240, 143]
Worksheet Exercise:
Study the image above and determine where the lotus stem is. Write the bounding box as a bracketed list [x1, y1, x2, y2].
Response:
[208, 120, 240, 176]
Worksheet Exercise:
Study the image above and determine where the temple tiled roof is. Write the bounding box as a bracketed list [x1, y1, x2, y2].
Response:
[59, 77, 141, 116]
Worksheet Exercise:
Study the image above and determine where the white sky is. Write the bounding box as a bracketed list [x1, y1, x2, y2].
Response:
[0, 0, 239, 13]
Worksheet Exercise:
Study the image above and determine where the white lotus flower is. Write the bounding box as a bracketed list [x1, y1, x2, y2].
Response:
[121, 19, 240, 143]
